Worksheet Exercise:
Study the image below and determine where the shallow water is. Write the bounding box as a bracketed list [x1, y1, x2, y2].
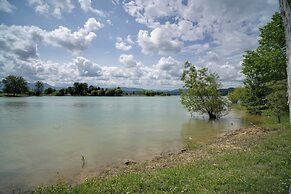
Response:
[0, 96, 260, 192]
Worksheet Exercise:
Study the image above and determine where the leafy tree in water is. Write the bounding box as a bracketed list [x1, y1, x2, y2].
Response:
[34, 81, 44, 96]
[2, 75, 28, 96]
[242, 12, 287, 114]
[180, 61, 230, 120]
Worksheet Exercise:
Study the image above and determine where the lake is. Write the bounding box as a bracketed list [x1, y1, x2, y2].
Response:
[0, 96, 259, 192]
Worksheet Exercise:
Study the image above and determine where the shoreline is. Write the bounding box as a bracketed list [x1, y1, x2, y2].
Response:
[7, 123, 290, 193]
[69, 126, 265, 187]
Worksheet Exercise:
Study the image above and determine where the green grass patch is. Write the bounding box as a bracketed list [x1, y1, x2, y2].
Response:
[259, 114, 291, 130]
[33, 124, 291, 194]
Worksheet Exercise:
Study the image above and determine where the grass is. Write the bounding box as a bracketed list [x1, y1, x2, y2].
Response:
[32, 116, 291, 194]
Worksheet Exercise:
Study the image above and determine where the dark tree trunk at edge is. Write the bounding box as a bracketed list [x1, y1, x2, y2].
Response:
[279, 0, 291, 123]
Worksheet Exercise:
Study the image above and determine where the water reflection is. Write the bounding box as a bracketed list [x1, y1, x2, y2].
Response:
[3, 101, 28, 108]
[182, 118, 231, 145]
[2, 100, 44, 110]
[181, 108, 261, 146]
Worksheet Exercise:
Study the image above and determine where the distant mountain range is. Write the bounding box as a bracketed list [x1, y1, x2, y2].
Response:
[1, 83, 235, 96]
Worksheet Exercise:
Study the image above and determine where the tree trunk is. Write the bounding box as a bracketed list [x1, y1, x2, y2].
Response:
[208, 112, 217, 120]
[279, 0, 291, 123]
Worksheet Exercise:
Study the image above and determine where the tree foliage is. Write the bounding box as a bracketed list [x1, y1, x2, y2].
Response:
[265, 80, 288, 123]
[227, 87, 246, 104]
[2, 75, 28, 96]
[44, 87, 56, 95]
[180, 61, 230, 120]
[73, 82, 88, 96]
[34, 81, 44, 96]
[242, 12, 287, 114]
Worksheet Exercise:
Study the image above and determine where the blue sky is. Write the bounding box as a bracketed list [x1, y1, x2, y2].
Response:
[0, 0, 279, 89]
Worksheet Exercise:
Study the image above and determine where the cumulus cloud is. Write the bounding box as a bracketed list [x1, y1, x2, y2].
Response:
[0, 18, 103, 58]
[123, 0, 278, 86]
[45, 18, 103, 53]
[74, 56, 102, 77]
[118, 54, 137, 67]
[0, 18, 105, 85]
[78, 0, 105, 17]
[0, 25, 43, 62]
[115, 35, 134, 51]
[44, 18, 103, 53]
[137, 28, 183, 55]
[27, 0, 74, 18]
[0, 0, 15, 13]
[154, 56, 182, 79]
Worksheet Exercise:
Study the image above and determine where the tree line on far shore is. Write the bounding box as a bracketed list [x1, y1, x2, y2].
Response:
[0, 76, 170, 97]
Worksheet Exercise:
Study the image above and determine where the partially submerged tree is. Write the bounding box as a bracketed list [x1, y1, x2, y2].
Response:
[180, 61, 230, 120]
[279, 0, 291, 123]
[2, 75, 28, 96]
[34, 81, 44, 96]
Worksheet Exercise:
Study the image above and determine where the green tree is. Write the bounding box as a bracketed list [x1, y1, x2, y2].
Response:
[265, 80, 288, 123]
[34, 81, 44, 96]
[56, 88, 66, 96]
[2, 75, 28, 96]
[73, 82, 88, 96]
[180, 61, 230, 120]
[242, 12, 287, 114]
[114, 87, 124, 96]
[228, 87, 247, 104]
[90, 90, 99, 96]
[44, 87, 56, 95]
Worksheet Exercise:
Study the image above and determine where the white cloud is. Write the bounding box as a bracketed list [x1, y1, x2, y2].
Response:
[78, 0, 105, 17]
[0, 0, 15, 13]
[27, 0, 49, 14]
[137, 28, 183, 55]
[123, 0, 278, 86]
[106, 20, 112, 25]
[74, 57, 102, 77]
[111, 0, 120, 5]
[0, 18, 103, 58]
[115, 35, 134, 51]
[27, 0, 74, 18]
[44, 18, 103, 53]
[0, 18, 105, 84]
[115, 42, 132, 51]
[154, 56, 182, 78]
[0, 25, 43, 61]
[118, 54, 137, 67]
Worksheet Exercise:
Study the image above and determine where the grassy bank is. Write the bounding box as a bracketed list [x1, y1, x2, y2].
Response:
[33, 116, 291, 194]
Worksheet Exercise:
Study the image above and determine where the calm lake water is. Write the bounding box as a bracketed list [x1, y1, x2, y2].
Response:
[0, 96, 260, 192]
